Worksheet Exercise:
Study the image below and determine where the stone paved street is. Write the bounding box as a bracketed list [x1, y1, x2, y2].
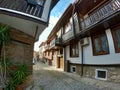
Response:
[24, 62, 120, 90]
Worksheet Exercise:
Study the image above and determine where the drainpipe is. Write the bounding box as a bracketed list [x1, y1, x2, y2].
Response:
[72, 3, 84, 76]
[81, 45, 84, 76]
[72, 0, 84, 76]
[72, 3, 76, 37]
[34, 26, 38, 40]
[74, 0, 83, 76]
[63, 47, 66, 72]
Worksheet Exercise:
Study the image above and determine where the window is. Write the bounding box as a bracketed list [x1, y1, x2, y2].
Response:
[27, 0, 45, 6]
[64, 22, 71, 33]
[70, 66, 76, 73]
[57, 29, 62, 38]
[95, 69, 107, 80]
[70, 43, 79, 57]
[36, 0, 44, 6]
[63, 18, 72, 34]
[111, 27, 120, 53]
[92, 32, 109, 55]
[73, 13, 80, 32]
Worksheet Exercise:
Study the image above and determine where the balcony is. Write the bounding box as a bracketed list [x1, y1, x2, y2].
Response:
[50, 37, 62, 49]
[0, 0, 44, 20]
[62, 30, 74, 43]
[0, 0, 59, 40]
[81, 0, 120, 32]
[44, 44, 50, 51]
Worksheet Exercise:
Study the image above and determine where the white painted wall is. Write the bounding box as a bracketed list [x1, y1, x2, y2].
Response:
[53, 51, 58, 68]
[0, 14, 46, 40]
[84, 29, 120, 65]
[65, 42, 82, 64]
[41, 0, 52, 22]
[0, 0, 54, 39]
[65, 29, 120, 65]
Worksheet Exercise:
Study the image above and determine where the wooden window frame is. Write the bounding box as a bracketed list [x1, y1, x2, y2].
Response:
[91, 31, 109, 56]
[111, 26, 120, 53]
[70, 43, 79, 57]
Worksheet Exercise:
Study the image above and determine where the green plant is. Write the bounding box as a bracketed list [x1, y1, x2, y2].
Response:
[0, 25, 11, 88]
[0, 25, 30, 89]
[13, 64, 29, 84]
[1, 57, 13, 72]
[0, 25, 10, 45]
[4, 64, 30, 90]
[5, 78, 16, 90]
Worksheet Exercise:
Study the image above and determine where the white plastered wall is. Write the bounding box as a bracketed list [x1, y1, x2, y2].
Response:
[65, 28, 120, 65]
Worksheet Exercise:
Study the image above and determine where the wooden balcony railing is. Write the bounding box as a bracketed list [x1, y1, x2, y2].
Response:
[56, 38, 62, 45]
[50, 38, 56, 47]
[0, 0, 44, 19]
[81, 0, 120, 30]
[50, 37, 62, 49]
[44, 44, 49, 51]
[62, 30, 74, 42]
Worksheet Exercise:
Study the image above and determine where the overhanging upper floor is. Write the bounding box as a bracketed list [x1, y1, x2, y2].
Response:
[62, 0, 120, 44]
[0, 0, 59, 40]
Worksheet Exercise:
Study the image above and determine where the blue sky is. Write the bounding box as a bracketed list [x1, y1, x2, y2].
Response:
[34, 0, 73, 51]
[51, 0, 73, 17]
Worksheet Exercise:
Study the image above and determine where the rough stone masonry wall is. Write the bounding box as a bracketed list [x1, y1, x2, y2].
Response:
[69, 63, 120, 83]
[69, 63, 82, 75]
[1, 28, 34, 67]
[83, 65, 120, 83]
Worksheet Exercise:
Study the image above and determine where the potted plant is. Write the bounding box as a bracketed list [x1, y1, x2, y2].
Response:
[4, 64, 30, 90]
[0, 25, 30, 90]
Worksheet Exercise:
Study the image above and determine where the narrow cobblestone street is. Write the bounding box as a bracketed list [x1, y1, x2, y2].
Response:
[24, 62, 120, 90]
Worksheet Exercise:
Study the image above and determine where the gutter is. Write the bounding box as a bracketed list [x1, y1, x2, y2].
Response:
[72, 3, 76, 37]
[81, 45, 83, 76]
[34, 26, 38, 40]
[72, 1, 83, 76]
[63, 47, 66, 71]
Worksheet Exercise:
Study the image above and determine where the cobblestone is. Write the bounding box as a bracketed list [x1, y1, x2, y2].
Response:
[24, 62, 120, 90]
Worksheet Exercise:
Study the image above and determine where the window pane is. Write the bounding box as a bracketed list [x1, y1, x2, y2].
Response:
[36, 0, 44, 5]
[115, 29, 120, 48]
[95, 38, 101, 53]
[101, 34, 109, 52]
[73, 45, 76, 56]
[65, 21, 71, 33]
[72, 67, 76, 72]
[70, 43, 79, 57]
[98, 71, 106, 78]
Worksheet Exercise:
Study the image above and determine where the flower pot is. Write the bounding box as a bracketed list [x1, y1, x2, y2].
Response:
[0, 88, 3, 90]
[16, 84, 23, 90]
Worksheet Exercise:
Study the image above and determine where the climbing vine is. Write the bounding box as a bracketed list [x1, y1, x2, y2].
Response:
[0, 25, 11, 88]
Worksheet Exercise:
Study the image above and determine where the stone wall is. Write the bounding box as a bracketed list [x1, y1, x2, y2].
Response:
[1, 28, 34, 67]
[83, 65, 95, 79]
[69, 63, 82, 75]
[68, 63, 120, 83]
[83, 65, 120, 83]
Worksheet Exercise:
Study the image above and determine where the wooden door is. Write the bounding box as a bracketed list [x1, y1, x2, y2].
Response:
[59, 57, 63, 68]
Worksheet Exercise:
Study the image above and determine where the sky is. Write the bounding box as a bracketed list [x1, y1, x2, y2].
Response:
[34, 0, 74, 51]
